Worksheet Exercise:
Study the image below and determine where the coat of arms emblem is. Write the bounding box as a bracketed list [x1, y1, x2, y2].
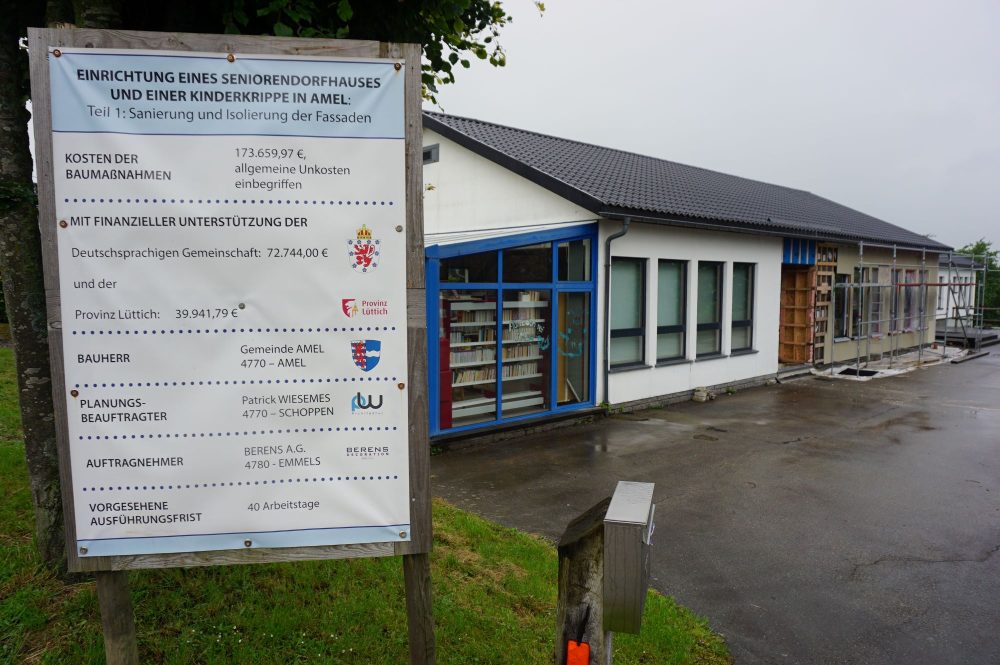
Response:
[348, 225, 379, 272]
[351, 339, 381, 372]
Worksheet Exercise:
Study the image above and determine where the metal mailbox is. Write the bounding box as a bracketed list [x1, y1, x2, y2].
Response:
[603, 481, 655, 634]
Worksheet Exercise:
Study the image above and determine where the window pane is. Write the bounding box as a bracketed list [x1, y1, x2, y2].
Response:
[834, 274, 850, 337]
[611, 258, 643, 329]
[611, 336, 643, 365]
[656, 332, 683, 360]
[558, 292, 590, 405]
[657, 261, 684, 327]
[440, 289, 498, 429]
[501, 289, 551, 417]
[732, 263, 752, 321]
[732, 263, 753, 350]
[558, 239, 591, 281]
[697, 263, 721, 324]
[440, 251, 497, 283]
[503, 243, 551, 282]
[731, 326, 750, 351]
[696, 329, 720, 355]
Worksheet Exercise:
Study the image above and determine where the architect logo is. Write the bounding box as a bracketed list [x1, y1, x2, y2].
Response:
[351, 339, 381, 372]
[351, 392, 384, 414]
[348, 224, 380, 273]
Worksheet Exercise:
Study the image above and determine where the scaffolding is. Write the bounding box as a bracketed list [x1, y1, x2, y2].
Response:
[818, 245, 996, 376]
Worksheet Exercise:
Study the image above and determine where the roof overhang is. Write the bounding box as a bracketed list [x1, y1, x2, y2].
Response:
[597, 207, 951, 253]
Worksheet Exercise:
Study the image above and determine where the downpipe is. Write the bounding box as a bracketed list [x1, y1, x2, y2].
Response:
[602, 217, 631, 407]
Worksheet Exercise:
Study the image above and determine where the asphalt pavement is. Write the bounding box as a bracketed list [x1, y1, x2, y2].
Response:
[430, 352, 1000, 664]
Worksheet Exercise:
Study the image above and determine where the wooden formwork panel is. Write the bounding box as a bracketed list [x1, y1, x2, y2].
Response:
[779, 266, 816, 364]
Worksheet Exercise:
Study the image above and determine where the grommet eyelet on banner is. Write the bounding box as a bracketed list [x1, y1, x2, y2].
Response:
[52, 48, 62, 58]
[70, 390, 79, 398]
[59, 220, 68, 228]
[227, 53, 236, 63]
[394, 62, 401, 71]
[244, 539, 252, 547]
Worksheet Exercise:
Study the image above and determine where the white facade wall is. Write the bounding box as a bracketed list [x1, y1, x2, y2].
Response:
[935, 265, 976, 326]
[423, 131, 784, 412]
[598, 222, 782, 404]
[422, 129, 596, 238]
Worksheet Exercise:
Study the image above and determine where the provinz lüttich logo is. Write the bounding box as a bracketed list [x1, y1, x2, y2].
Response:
[341, 298, 389, 318]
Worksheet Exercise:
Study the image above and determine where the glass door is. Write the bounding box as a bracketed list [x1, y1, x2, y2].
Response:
[557, 292, 590, 405]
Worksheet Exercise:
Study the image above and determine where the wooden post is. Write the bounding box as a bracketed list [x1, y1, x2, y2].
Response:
[386, 40, 436, 664]
[555, 498, 612, 665]
[95, 571, 138, 665]
[403, 552, 435, 663]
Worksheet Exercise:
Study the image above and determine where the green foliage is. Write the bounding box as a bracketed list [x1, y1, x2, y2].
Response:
[957, 239, 1000, 323]
[216, 0, 518, 103]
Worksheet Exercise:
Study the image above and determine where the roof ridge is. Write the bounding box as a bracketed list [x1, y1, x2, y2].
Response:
[422, 110, 816, 198]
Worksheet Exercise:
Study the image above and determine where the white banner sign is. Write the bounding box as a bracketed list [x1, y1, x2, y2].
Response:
[49, 47, 410, 556]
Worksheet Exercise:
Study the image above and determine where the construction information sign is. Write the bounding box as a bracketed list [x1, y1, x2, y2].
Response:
[48, 47, 410, 557]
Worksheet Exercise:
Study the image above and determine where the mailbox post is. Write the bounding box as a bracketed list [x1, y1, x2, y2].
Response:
[555, 481, 655, 664]
[603, 482, 655, 634]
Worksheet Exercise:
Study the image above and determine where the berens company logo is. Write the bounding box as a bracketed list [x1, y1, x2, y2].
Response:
[351, 392, 384, 414]
[342, 298, 389, 319]
[350, 339, 381, 372]
[345, 445, 391, 458]
[347, 224, 380, 273]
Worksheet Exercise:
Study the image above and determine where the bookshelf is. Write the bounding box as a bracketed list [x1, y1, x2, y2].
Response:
[814, 245, 838, 363]
[441, 291, 549, 426]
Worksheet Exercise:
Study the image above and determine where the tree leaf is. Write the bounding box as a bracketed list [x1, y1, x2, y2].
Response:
[337, 0, 353, 22]
[273, 21, 293, 36]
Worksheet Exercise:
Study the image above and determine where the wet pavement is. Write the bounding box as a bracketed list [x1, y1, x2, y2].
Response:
[430, 353, 1000, 665]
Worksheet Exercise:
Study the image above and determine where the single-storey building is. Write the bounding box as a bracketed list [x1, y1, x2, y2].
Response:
[421, 112, 951, 437]
[936, 254, 978, 329]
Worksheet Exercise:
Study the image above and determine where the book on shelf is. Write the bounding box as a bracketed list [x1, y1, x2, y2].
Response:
[502, 363, 539, 379]
[502, 324, 540, 342]
[451, 347, 496, 364]
[450, 327, 496, 343]
[452, 366, 496, 384]
[502, 343, 539, 359]
[502, 309, 542, 322]
[452, 309, 495, 324]
[511, 290, 545, 303]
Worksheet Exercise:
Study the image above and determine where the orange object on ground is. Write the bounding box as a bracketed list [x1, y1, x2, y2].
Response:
[567, 640, 590, 665]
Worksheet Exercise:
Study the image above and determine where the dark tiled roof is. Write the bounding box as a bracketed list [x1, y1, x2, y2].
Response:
[423, 112, 950, 251]
[939, 254, 981, 269]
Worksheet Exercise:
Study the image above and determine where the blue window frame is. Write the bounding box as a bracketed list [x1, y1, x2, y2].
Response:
[426, 224, 599, 436]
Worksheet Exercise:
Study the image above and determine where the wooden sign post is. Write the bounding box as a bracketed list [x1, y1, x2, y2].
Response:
[28, 28, 433, 664]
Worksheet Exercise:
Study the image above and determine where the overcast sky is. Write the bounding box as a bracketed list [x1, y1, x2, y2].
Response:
[426, 0, 1000, 250]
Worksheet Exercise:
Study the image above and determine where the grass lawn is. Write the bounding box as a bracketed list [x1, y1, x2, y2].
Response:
[0, 347, 730, 664]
